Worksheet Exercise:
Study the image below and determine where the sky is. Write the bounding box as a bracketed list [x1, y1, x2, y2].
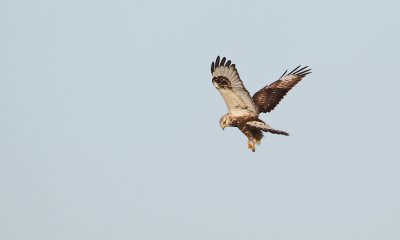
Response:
[1, 0, 400, 239]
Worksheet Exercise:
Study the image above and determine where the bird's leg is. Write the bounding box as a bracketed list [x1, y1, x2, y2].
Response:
[247, 137, 253, 149]
[247, 137, 256, 152]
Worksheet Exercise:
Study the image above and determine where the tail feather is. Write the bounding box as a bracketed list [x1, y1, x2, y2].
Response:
[266, 128, 289, 136]
[246, 121, 289, 136]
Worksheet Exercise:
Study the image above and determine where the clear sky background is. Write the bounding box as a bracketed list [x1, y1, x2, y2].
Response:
[1, 0, 399, 239]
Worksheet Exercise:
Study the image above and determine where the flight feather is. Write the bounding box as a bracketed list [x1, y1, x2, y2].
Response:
[211, 56, 258, 116]
[252, 66, 311, 113]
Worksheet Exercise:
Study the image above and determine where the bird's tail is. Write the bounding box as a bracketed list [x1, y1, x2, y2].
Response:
[266, 128, 289, 136]
[246, 121, 289, 136]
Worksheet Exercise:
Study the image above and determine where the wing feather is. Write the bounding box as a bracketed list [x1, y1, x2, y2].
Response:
[252, 65, 311, 113]
[211, 56, 258, 116]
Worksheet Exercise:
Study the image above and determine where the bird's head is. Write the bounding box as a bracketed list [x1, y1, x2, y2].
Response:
[219, 114, 233, 130]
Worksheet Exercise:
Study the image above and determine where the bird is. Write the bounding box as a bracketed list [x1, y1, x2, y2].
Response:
[211, 56, 311, 152]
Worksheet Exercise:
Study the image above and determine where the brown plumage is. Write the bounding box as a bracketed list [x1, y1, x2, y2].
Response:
[211, 56, 311, 152]
[252, 66, 311, 113]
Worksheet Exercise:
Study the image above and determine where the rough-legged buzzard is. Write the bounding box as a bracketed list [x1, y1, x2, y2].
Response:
[211, 56, 311, 152]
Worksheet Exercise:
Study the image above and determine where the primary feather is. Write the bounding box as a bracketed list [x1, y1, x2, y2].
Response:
[211, 56, 258, 116]
[252, 66, 311, 113]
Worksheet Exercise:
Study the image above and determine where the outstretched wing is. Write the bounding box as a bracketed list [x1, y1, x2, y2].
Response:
[211, 56, 258, 116]
[252, 65, 311, 113]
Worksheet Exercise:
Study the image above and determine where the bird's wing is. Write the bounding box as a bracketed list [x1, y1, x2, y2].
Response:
[252, 66, 311, 113]
[211, 56, 258, 116]
[246, 121, 289, 136]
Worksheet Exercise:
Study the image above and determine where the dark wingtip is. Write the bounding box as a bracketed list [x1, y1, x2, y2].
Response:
[296, 66, 312, 76]
[220, 57, 226, 66]
[283, 65, 312, 77]
[211, 56, 235, 74]
[288, 65, 301, 75]
[279, 69, 288, 78]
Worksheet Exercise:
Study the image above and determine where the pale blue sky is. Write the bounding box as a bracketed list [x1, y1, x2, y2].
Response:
[1, 0, 400, 239]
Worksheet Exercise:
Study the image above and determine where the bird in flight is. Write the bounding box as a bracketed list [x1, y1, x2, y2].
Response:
[211, 56, 311, 152]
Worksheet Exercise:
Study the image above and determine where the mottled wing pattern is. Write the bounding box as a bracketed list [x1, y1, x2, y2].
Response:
[246, 121, 289, 136]
[211, 56, 258, 116]
[252, 66, 311, 113]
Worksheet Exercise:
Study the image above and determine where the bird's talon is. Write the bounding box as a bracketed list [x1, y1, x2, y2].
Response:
[247, 140, 252, 149]
[248, 139, 256, 152]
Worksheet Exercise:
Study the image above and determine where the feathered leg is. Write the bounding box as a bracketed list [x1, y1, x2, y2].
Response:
[247, 131, 263, 152]
[241, 126, 264, 152]
[247, 137, 256, 152]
